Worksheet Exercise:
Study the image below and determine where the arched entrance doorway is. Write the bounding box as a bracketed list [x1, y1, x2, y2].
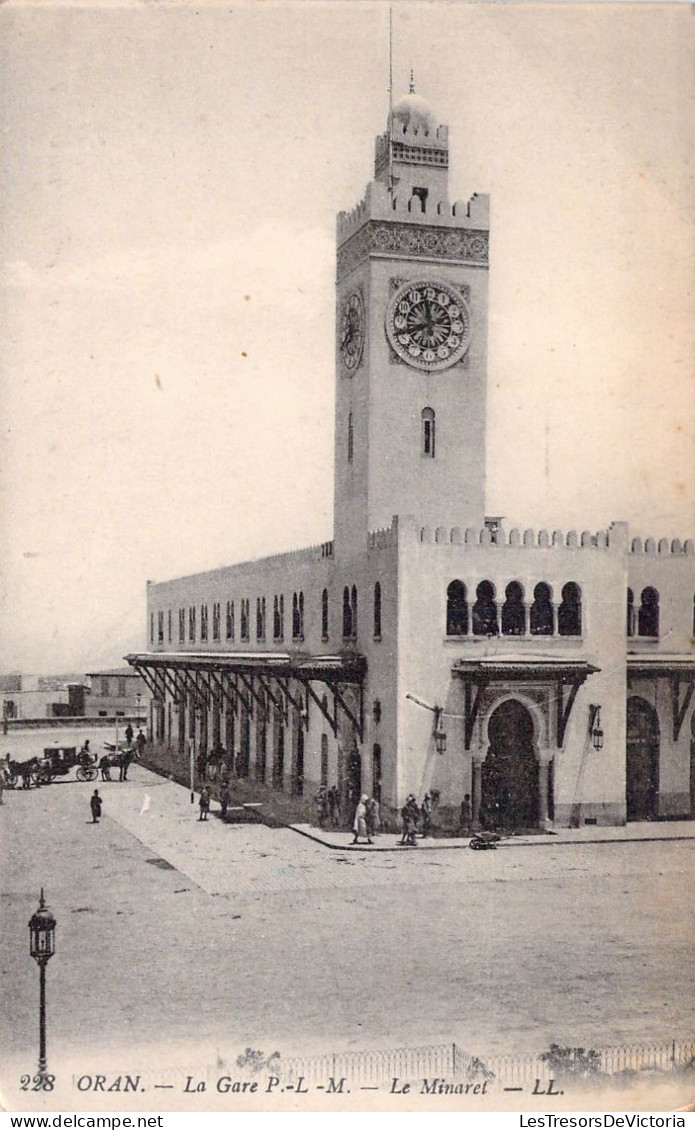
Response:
[482, 700, 539, 830]
[626, 697, 659, 820]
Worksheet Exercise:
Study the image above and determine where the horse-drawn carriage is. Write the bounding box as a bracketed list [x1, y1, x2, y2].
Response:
[5, 746, 98, 788]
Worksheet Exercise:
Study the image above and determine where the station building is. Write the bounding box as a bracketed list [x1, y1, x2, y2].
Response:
[128, 90, 695, 830]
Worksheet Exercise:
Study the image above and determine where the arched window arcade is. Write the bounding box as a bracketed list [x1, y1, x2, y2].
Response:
[446, 580, 468, 636]
[501, 582, 525, 636]
[638, 587, 659, 638]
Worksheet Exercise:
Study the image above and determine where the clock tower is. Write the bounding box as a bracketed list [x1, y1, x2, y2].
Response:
[334, 88, 490, 557]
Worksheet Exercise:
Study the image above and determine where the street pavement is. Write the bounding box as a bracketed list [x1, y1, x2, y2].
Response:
[1, 760, 694, 1110]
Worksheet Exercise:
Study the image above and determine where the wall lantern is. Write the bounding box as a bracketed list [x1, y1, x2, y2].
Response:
[372, 699, 382, 724]
[589, 704, 604, 751]
[433, 707, 447, 755]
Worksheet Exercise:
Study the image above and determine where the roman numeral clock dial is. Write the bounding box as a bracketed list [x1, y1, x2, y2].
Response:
[339, 291, 365, 373]
[386, 280, 471, 371]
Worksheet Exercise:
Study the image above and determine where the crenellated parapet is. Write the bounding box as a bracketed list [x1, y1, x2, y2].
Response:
[151, 539, 335, 593]
[337, 181, 490, 246]
[630, 537, 694, 556]
[414, 525, 615, 550]
[368, 524, 397, 550]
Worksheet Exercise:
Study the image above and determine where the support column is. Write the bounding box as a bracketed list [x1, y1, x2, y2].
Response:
[538, 754, 553, 829]
[523, 602, 531, 636]
[472, 758, 482, 827]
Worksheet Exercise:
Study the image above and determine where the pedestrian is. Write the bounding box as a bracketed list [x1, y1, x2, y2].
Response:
[125, 723, 134, 746]
[99, 755, 111, 781]
[366, 795, 380, 838]
[352, 794, 372, 845]
[407, 795, 420, 845]
[196, 749, 207, 782]
[0, 766, 6, 804]
[327, 786, 337, 826]
[399, 798, 410, 845]
[90, 789, 102, 824]
[459, 793, 472, 836]
[21, 762, 33, 789]
[136, 728, 146, 755]
[219, 781, 230, 821]
[198, 786, 211, 821]
[314, 784, 329, 828]
[421, 792, 432, 837]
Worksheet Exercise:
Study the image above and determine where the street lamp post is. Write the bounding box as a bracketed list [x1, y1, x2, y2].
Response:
[28, 890, 56, 1079]
[136, 692, 142, 722]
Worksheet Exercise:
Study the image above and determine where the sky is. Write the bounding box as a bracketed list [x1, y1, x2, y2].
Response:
[1, 1, 693, 674]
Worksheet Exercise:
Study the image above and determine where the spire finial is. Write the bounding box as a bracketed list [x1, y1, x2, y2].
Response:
[409, 68, 415, 94]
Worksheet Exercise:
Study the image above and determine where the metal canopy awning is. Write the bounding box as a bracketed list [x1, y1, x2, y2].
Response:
[627, 654, 695, 742]
[125, 651, 367, 740]
[451, 657, 600, 750]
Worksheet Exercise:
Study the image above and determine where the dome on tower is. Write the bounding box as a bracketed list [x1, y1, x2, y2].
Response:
[390, 90, 437, 134]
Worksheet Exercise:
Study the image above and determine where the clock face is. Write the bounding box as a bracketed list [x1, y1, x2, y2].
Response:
[386, 280, 471, 371]
[339, 291, 365, 373]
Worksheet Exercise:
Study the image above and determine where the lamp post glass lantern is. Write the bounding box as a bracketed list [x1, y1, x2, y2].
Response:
[28, 889, 56, 1078]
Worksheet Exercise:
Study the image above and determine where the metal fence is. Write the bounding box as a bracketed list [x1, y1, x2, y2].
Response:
[279, 1037, 695, 1088]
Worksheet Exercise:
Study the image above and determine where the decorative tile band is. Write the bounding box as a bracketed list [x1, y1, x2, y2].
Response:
[337, 220, 489, 280]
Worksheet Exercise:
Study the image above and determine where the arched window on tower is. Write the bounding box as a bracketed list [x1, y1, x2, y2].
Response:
[558, 582, 582, 636]
[473, 581, 498, 636]
[347, 412, 354, 463]
[421, 407, 435, 458]
[530, 583, 553, 635]
[321, 588, 329, 640]
[446, 580, 468, 636]
[342, 587, 352, 639]
[240, 599, 249, 641]
[200, 604, 208, 642]
[502, 582, 525, 636]
[351, 585, 358, 637]
[627, 589, 636, 637]
[638, 587, 659, 638]
[373, 582, 382, 638]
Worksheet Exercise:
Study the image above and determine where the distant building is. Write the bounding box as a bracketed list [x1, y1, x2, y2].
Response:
[1, 674, 87, 720]
[129, 87, 694, 829]
[84, 667, 148, 719]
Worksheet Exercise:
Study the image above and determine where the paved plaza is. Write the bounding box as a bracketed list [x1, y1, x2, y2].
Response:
[1, 750, 694, 1110]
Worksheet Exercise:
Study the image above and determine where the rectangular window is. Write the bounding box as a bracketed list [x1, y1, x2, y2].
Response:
[100, 678, 109, 697]
[179, 608, 185, 644]
[157, 611, 164, 643]
[117, 678, 127, 697]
